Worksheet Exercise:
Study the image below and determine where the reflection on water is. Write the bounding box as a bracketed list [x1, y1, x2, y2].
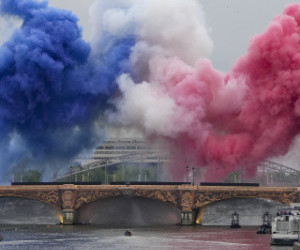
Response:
[0, 225, 292, 250]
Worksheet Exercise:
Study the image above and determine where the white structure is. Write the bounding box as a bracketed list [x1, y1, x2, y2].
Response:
[56, 138, 170, 182]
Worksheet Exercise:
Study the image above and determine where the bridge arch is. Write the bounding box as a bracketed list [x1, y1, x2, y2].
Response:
[0, 194, 61, 210]
[195, 197, 287, 226]
[194, 195, 290, 210]
[75, 195, 181, 225]
[74, 189, 181, 211]
[0, 196, 63, 224]
[193, 187, 298, 210]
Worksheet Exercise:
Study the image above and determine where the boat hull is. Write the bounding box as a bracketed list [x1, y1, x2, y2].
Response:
[271, 234, 298, 246]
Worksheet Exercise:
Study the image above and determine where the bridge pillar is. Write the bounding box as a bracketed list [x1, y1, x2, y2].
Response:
[180, 189, 195, 225]
[62, 209, 76, 225]
[181, 210, 195, 225]
[61, 185, 78, 225]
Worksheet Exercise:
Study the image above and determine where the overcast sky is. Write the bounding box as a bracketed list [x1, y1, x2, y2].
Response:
[48, 0, 296, 71]
[47, 0, 300, 169]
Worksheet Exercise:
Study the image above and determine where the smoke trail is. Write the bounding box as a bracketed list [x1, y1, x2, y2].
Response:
[2, 0, 300, 182]
[108, 2, 300, 180]
[0, 0, 134, 180]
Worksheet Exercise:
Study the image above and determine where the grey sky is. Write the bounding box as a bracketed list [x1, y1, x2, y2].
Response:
[201, 0, 297, 71]
[48, 0, 297, 71]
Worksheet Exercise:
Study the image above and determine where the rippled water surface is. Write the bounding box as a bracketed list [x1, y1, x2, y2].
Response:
[0, 225, 293, 250]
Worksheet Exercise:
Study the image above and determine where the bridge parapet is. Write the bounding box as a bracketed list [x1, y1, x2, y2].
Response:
[0, 185, 299, 225]
[193, 186, 300, 208]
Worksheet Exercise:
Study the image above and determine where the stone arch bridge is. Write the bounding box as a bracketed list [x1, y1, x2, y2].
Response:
[0, 184, 299, 225]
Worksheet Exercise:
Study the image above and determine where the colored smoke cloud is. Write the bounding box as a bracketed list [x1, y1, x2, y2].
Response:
[0, 0, 133, 180]
[109, 2, 300, 180]
[1, 0, 300, 182]
[202, 3, 300, 179]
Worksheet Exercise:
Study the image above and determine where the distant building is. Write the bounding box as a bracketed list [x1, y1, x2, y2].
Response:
[76, 138, 170, 165]
[57, 138, 171, 182]
[93, 138, 167, 159]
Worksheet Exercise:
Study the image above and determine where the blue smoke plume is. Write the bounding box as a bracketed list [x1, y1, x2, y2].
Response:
[0, 0, 135, 181]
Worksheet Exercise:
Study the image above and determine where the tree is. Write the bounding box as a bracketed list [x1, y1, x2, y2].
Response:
[24, 170, 41, 182]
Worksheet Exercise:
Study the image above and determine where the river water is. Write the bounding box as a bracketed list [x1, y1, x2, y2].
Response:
[0, 225, 293, 250]
[0, 197, 295, 249]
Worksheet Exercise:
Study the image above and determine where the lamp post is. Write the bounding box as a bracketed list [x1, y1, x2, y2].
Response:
[186, 166, 189, 183]
[192, 166, 195, 186]
[105, 161, 108, 184]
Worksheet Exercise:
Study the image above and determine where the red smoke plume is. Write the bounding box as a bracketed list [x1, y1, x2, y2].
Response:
[158, 4, 300, 180]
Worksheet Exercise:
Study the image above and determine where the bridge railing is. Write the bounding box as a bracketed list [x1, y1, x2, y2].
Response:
[251, 161, 300, 186]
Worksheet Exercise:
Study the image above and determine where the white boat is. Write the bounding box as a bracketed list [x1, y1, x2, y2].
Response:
[271, 207, 300, 245]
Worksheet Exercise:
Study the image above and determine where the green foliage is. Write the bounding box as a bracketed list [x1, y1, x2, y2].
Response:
[13, 169, 41, 182]
[24, 170, 41, 182]
[90, 168, 105, 182]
